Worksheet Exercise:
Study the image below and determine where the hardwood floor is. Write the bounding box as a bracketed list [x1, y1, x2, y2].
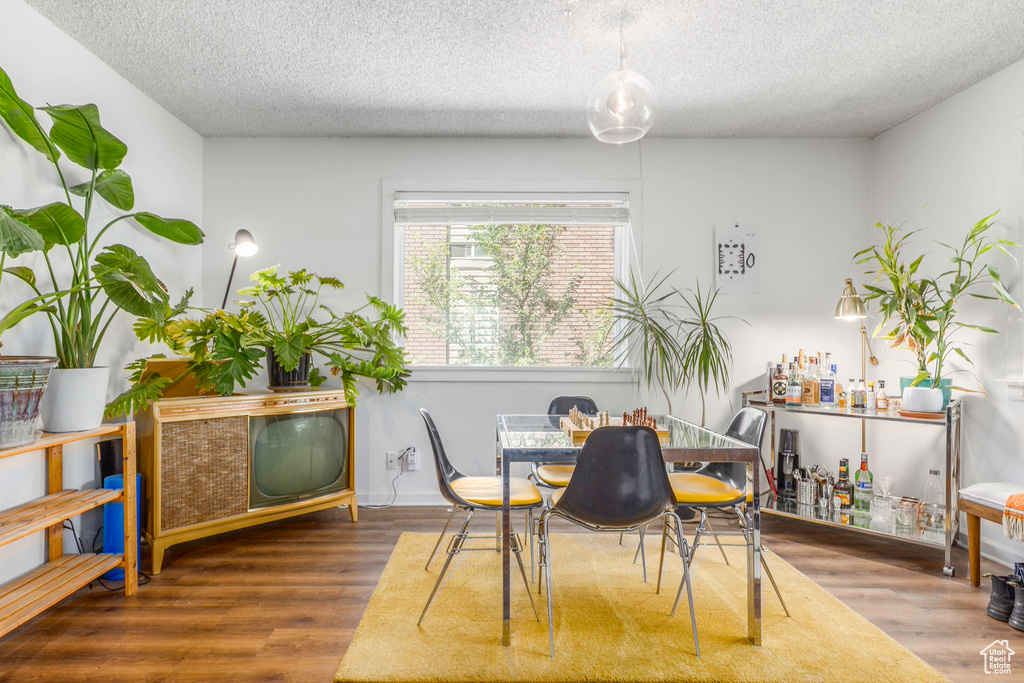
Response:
[0, 506, 1012, 682]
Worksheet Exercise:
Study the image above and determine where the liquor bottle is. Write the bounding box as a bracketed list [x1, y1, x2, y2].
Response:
[819, 357, 836, 411]
[834, 459, 853, 510]
[922, 469, 945, 529]
[876, 380, 889, 412]
[866, 381, 877, 413]
[854, 453, 874, 511]
[786, 363, 803, 409]
[802, 357, 820, 407]
[771, 364, 788, 405]
[765, 361, 775, 400]
[851, 379, 866, 411]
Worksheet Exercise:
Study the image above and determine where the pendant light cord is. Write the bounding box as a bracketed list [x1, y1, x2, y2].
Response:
[618, 14, 627, 70]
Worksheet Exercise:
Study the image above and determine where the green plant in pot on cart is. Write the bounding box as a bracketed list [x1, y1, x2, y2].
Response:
[854, 213, 1019, 412]
[107, 265, 410, 417]
[0, 65, 204, 432]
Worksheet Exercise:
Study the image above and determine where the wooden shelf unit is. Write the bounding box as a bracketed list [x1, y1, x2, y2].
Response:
[0, 423, 137, 640]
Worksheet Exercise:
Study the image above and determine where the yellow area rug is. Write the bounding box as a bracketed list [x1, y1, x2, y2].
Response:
[335, 532, 947, 682]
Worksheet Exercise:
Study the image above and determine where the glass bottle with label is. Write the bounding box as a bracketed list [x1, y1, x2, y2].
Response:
[819, 358, 836, 411]
[876, 380, 889, 412]
[771, 364, 788, 405]
[786, 363, 803, 409]
[854, 453, 874, 511]
[834, 459, 853, 510]
[866, 381, 877, 413]
[851, 379, 866, 411]
[802, 357, 820, 407]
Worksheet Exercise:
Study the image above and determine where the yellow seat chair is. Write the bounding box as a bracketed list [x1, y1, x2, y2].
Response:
[657, 407, 789, 616]
[418, 409, 543, 626]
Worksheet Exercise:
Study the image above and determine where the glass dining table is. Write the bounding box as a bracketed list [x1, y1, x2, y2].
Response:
[495, 413, 763, 647]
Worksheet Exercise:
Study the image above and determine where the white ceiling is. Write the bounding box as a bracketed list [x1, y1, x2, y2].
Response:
[24, 0, 1024, 139]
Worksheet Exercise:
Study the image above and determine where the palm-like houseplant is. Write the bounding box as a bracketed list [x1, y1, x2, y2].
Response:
[678, 280, 738, 427]
[0, 65, 203, 430]
[610, 271, 739, 425]
[108, 265, 410, 417]
[855, 213, 1018, 400]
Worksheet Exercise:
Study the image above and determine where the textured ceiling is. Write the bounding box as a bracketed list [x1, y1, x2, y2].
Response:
[23, 0, 1024, 138]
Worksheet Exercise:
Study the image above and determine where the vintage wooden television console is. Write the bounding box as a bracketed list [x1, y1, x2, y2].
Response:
[137, 389, 356, 573]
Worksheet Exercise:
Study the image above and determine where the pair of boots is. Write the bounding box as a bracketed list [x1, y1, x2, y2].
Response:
[986, 572, 1024, 630]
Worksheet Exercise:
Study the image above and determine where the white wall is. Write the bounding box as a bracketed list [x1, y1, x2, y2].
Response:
[202, 137, 873, 506]
[870, 58, 1024, 567]
[0, 1, 204, 583]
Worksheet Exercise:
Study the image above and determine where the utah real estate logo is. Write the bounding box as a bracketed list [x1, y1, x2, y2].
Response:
[980, 640, 1015, 675]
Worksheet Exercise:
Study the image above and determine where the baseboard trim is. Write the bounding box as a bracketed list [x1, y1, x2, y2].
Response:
[361, 491, 448, 507]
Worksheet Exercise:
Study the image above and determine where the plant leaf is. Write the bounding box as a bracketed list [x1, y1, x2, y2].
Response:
[0, 206, 45, 256]
[133, 212, 204, 245]
[14, 202, 85, 246]
[3, 266, 36, 288]
[0, 66, 60, 163]
[92, 244, 169, 317]
[41, 103, 127, 170]
[69, 169, 135, 210]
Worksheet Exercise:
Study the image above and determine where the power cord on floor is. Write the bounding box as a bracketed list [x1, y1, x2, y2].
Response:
[63, 519, 152, 591]
[361, 447, 414, 510]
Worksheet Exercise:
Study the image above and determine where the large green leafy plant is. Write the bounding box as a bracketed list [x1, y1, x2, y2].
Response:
[855, 214, 1019, 390]
[0, 66, 203, 366]
[108, 266, 410, 416]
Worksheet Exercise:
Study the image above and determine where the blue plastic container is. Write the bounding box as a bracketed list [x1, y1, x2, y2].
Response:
[102, 474, 142, 581]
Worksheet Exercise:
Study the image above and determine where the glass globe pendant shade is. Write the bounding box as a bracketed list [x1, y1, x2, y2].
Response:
[586, 69, 657, 144]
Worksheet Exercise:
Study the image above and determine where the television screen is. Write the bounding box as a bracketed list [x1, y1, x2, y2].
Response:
[249, 409, 350, 508]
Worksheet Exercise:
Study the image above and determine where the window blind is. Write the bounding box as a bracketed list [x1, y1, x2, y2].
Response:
[393, 191, 630, 227]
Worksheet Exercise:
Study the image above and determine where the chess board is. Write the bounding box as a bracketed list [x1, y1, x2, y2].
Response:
[559, 416, 670, 446]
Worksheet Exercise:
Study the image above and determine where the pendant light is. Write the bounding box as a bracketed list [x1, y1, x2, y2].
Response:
[586, 16, 656, 144]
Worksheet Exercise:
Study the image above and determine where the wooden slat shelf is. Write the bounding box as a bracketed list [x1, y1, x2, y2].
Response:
[0, 423, 136, 641]
[0, 425, 126, 461]
[0, 553, 122, 636]
[0, 489, 122, 546]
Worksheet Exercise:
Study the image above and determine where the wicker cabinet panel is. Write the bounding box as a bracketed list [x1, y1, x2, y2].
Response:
[160, 416, 249, 530]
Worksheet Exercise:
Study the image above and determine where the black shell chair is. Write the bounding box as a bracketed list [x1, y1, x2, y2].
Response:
[531, 395, 599, 489]
[537, 426, 699, 659]
[418, 409, 544, 626]
[658, 406, 789, 616]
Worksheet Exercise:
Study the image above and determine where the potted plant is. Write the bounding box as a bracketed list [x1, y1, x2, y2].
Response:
[678, 280, 741, 428]
[0, 237, 66, 447]
[0, 65, 204, 432]
[107, 266, 410, 417]
[610, 271, 740, 426]
[855, 213, 1019, 411]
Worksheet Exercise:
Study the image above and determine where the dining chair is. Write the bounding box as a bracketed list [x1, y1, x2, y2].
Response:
[537, 426, 699, 659]
[417, 409, 543, 626]
[531, 395, 599, 489]
[657, 406, 789, 616]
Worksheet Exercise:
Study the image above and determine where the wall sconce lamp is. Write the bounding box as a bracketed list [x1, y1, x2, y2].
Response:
[835, 278, 878, 450]
[221, 229, 258, 309]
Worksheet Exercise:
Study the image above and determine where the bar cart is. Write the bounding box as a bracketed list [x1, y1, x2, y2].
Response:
[742, 391, 962, 577]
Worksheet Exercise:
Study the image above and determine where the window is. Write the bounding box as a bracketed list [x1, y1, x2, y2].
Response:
[392, 191, 631, 368]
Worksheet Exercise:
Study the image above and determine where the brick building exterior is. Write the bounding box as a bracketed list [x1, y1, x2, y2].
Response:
[402, 224, 616, 366]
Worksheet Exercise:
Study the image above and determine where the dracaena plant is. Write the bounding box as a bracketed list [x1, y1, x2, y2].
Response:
[0, 65, 203, 366]
[855, 213, 1019, 391]
[106, 266, 411, 417]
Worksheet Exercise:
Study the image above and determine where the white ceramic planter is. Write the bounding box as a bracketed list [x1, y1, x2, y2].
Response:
[902, 385, 943, 413]
[40, 367, 110, 432]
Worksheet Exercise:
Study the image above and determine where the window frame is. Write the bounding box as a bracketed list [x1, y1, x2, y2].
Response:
[382, 178, 642, 383]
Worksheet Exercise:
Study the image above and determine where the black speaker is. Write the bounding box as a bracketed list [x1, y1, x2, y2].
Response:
[96, 439, 123, 481]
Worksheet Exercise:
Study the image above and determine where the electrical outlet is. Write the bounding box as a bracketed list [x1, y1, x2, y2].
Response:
[406, 447, 419, 471]
[386, 451, 398, 470]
